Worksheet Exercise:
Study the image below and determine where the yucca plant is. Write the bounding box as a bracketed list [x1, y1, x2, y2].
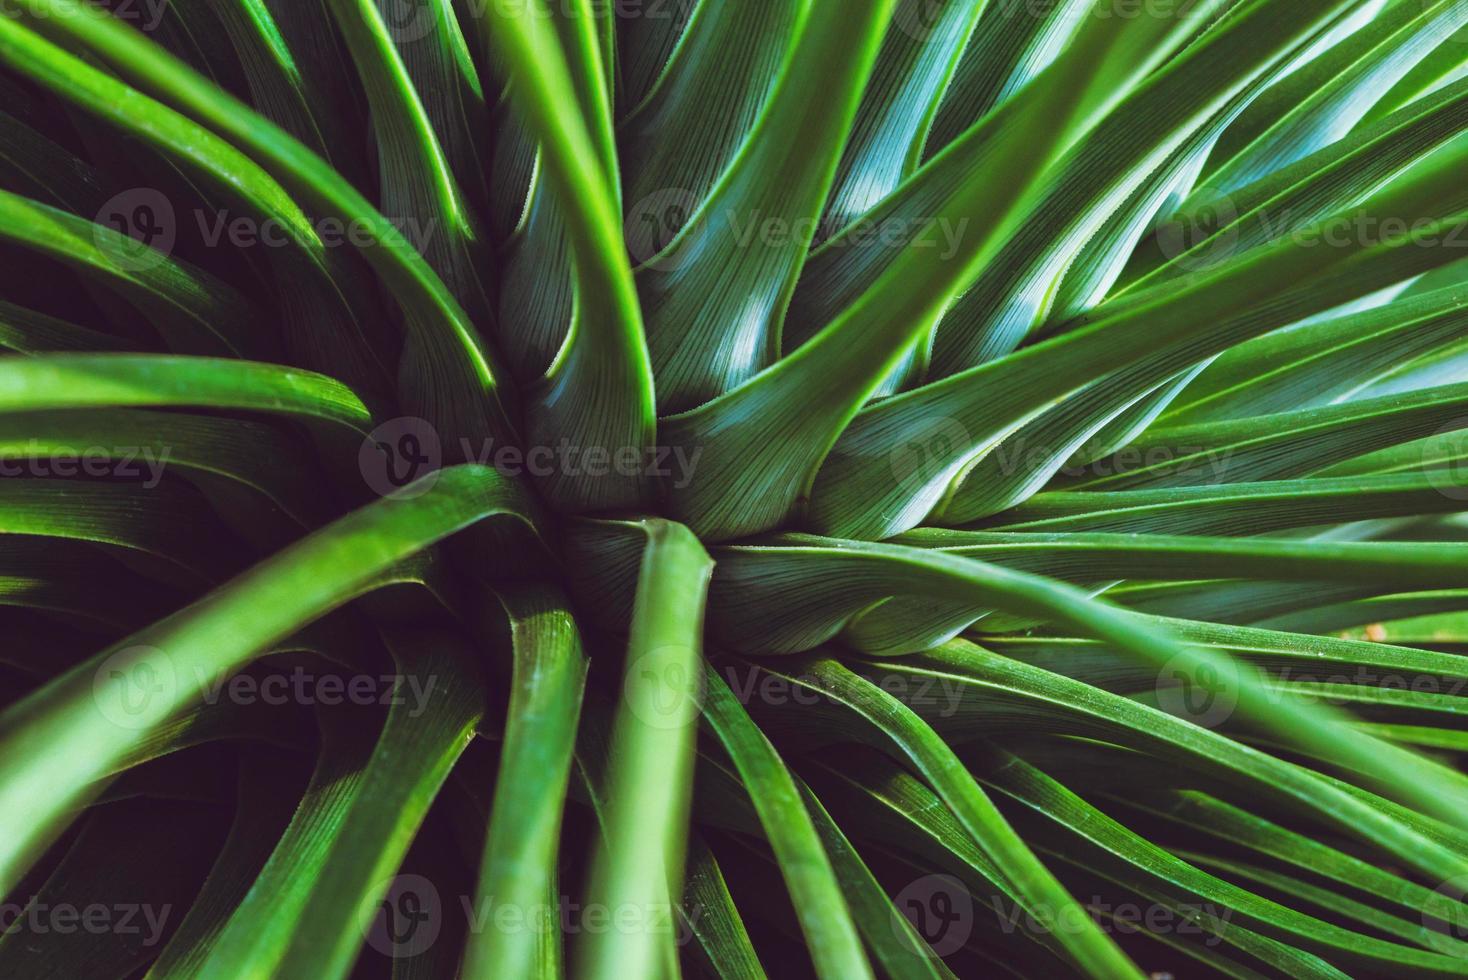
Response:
[5, 0, 1468, 975]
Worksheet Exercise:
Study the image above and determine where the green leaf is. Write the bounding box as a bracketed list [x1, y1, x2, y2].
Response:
[700, 663, 874, 979]
[924, 0, 1342, 376]
[0, 301, 133, 353]
[1067, 382, 1468, 490]
[704, 538, 1468, 869]
[0, 463, 535, 892]
[794, 780, 957, 980]
[771, 657, 1142, 979]
[969, 746, 1468, 973]
[807, 124, 1468, 535]
[662, 0, 1287, 540]
[262, 630, 486, 980]
[1162, 283, 1468, 424]
[14, 0, 514, 446]
[637, 0, 897, 411]
[1196, 0, 1468, 199]
[325, 0, 490, 317]
[464, 586, 588, 980]
[618, 0, 809, 220]
[819, 0, 985, 237]
[680, 834, 768, 980]
[980, 471, 1468, 535]
[476, 0, 656, 511]
[577, 520, 712, 980]
[0, 192, 260, 357]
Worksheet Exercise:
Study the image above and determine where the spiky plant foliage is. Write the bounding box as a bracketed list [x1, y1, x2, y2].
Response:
[7, 0, 1468, 975]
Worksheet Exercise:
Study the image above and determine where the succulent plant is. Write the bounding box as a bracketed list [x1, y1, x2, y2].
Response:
[2, 0, 1468, 976]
